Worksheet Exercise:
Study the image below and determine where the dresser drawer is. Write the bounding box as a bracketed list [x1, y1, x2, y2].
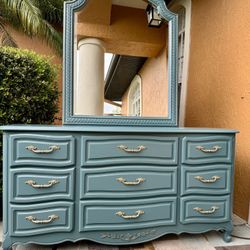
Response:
[79, 197, 177, 231]
[9, 134, 75, 167]
[180, 165, 231, 196]
[80, 166, 177, 199]
[182, 136, 233, 164]
[10, 202, 74, 236]
[180, 195, 230, 224]
[10, 168, 75, 203]
[81, 136, 178, 166]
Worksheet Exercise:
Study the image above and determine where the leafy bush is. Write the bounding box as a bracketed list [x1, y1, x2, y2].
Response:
[0, 47, 60, 193]
[0, 46, 59, 125]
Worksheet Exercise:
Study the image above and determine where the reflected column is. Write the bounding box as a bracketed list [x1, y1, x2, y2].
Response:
[75, 38, 105, 116]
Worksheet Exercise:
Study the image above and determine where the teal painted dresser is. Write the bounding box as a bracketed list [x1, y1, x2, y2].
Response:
[1, 0, 239, 249]
[1, 126, 237, 249]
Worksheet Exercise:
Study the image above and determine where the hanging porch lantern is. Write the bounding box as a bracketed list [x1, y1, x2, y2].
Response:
[146, 4, 163, 28]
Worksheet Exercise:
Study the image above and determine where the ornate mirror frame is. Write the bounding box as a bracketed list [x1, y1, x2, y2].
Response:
[63, 0, 178, 127]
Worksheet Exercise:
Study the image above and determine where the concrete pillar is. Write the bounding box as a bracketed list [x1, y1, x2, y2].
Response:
[74, 38, 105, 116]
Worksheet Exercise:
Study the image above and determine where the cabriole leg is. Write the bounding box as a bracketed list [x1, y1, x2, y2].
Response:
[223, 230, 232, 243]
[2, 243, 12, 250]
[2, 237, 12, 250]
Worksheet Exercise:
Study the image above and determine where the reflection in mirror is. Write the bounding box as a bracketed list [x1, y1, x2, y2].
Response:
[73, 0, 168, 118]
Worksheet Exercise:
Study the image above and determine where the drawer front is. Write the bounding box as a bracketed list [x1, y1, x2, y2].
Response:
[180, 195, 230, 224]
[181, 165, 231, 196]
[10, 202, 74, 236]
[182, 136, 233, 164]
[10, 134, 75, 167]
[10, 168, 75, 203]
[79, 197, 177, 231]
[80, 166, 177, 199]
[81, 136, 178, 166]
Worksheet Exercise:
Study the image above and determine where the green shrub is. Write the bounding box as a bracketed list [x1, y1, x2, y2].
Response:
[0, 46, 59, 125]
[0, 47, 60, 193]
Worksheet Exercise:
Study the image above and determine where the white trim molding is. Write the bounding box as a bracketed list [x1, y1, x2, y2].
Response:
[170, 0, 192, 126]
[128, 75, 142, 117]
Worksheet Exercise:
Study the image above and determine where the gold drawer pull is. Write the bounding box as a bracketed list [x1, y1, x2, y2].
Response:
[193, 206, 219, 214]
[117, 145, 146, 153]
[194, 176, 221, 183]
[196, 145, 222, 153]
[116, 210, 144, 219]
[116, 177, 145, 185]
[25, 179, 60, 188]
[26, 145, 60, 154]
[25, 214, 59, 224]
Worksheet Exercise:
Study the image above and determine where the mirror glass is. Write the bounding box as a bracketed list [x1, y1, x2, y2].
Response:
[73, 0, 169, 118]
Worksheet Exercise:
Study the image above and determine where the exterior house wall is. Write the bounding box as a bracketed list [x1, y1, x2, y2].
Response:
[185, 0, 250, 220]
[7, 26, 63, 125]
[77, 4, 166, 57]
[140, 46, 168, 117]
[121, 88, 129, 116]
[121, 45, 168, 117]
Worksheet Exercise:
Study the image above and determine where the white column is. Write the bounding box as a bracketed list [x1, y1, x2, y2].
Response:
[75, 38, 105, 116]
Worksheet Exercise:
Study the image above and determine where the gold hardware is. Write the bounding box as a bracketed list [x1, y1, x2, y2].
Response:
[196, 145, 222, 153]
[117, 145, 146, 153]
[194, 176, 221, 183]
[116, 210, 144, 219]
[25, 179, 59, 188]
[116, 177, 145, 186]
[25, 214, 59, 224]
[26, 145, 60, 154]
[193, 206, 219, 215]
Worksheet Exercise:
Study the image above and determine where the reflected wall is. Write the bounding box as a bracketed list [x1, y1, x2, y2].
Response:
[73, 0, 169, 118]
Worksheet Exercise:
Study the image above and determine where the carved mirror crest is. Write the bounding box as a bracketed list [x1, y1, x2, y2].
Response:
[63, 0, 178, 126]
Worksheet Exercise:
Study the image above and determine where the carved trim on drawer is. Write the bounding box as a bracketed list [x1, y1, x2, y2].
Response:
[100, 229, 157, 241]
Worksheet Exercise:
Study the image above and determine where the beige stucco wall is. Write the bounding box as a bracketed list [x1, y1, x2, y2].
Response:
[121, 88, 129, 116]
[140, 46, 168, 117]
[7, 26, 63, 124]
[77, 4, 166, 57]
[185, 0, 250, 220]
[121, 45, 168, 117]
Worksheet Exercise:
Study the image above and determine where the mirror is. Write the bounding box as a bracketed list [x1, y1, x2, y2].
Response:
[63, 0, 178, 126]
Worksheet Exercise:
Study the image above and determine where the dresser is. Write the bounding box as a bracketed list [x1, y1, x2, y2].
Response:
[1, 126, 237, 249]
[1, 0, 239, 248]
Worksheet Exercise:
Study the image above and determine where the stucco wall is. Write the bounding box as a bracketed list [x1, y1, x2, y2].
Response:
[140, 46, 168, 117]
[185, 0, 250, 219]
[121, 45, 168, 117]
[7, 26, 62, 125]
[77, 4, 166, 57]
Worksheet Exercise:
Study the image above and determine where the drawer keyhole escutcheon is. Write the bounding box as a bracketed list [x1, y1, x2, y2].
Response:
[196, 145, 222, 153]
[26, 145, 60, 154]
[194, 176, 221, 183]
[117, 145, 146, 153]
[25, 180, 60, 188]
[25, 214, 59, 224]
[116, 210, 144, 219]
[116, 177, 145, 186]
[193, 206, 219, 215]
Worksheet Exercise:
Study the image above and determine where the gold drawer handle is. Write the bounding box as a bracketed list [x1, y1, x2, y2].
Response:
[116, 177, 145, 185]
[196, 145, 222, 153]
[26, 145, 60, 154]
[193, 206, 219, 214]
[117, 145, 146, 153]
[116, 210, 144, 219]
[25, 179, 60, 188]
[25, 214, 59, 224]
[194, 176, 221, 183]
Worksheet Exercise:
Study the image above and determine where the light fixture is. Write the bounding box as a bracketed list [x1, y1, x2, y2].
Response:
[146, 4, 163, 28]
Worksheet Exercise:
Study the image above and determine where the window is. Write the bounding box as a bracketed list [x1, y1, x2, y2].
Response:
[128, 75, 142, 116]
